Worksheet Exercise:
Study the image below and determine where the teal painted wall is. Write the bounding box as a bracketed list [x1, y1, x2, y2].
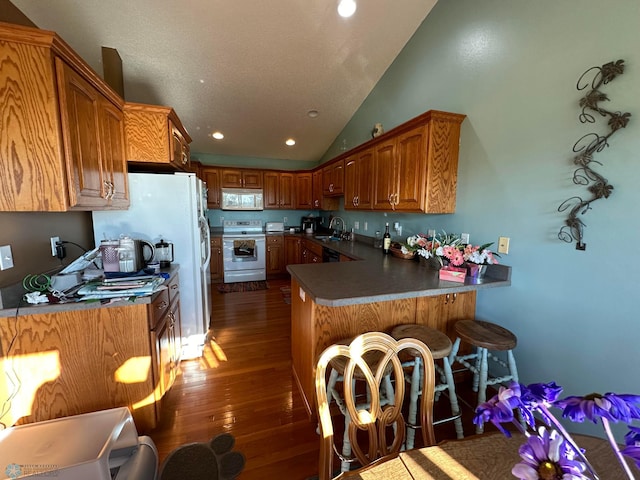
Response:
[194, 153, 317, 171]
[325, 0, 640, 437]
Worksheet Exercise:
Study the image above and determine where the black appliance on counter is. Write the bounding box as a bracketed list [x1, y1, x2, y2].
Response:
[301, 215, 331, 235]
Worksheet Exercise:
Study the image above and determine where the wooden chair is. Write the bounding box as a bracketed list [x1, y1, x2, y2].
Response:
[315, 332, 437, 480]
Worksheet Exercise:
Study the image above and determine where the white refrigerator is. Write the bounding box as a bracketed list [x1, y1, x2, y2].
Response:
[92, 172, 211, 357]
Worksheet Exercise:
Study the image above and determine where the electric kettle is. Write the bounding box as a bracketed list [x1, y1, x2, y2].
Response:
[118, 236, 155, 272]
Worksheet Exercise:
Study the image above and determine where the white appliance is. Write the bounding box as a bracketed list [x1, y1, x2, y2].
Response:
[0, 407, 157, 479]
[220, 188, 264, 210]
[92, 172, 212, 355]
[222, 220, 266, 283]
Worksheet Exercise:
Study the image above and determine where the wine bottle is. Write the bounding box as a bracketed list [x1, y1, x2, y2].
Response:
[383, 223, 391, 254]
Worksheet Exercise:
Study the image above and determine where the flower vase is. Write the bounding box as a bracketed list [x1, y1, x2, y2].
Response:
[466, 263, 488, 278]
[420, 255, 444, 270]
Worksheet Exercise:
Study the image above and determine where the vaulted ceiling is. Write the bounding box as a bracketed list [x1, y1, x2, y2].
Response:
[12, 0, 437, 163]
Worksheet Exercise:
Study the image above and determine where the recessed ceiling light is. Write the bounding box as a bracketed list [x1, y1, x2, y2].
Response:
[285, 139, 296, 146]
[307, 109, 319, 118]
[199, 79, 204, 84]
[338, 0, 356, 18]
[212, 132, 224, 140]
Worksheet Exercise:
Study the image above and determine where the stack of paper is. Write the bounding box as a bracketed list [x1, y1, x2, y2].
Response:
[77, 276, 165, 299]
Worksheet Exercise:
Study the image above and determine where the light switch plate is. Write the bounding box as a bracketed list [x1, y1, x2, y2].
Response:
[498, 236, 510, 254]
[0, 245, 14, 270]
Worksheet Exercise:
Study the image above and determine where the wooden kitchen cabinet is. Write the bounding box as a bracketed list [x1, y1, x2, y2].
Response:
[0, 271, 181, 432]
[264, 171, 295, 209]
[312, 169, 339, 211]
[202, 167, 221, 209]
[295, 172, 313, 209]
[415, 291, 476, 341]
[344, 149, 373, 210]
[124, 102, 192, 171]
[285, 235, 303, 266]
[220, 168, 263, 189]
[301, 239, 323, 264]
[266, 234, 285, 277]
[372, 111, 465, 213]
[0, 23, 129, 211]
[210, 236, 223, 283]
[322, 159, 344, 196]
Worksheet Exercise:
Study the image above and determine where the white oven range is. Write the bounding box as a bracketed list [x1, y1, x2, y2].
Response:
[222, 220, 266, 283]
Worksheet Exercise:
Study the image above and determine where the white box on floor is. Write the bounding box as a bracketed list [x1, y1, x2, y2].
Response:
[0, 407, 157, 479]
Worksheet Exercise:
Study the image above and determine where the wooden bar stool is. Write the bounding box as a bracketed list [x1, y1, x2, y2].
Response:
[448, 319, 519, 434]
[323, 337, 396, 473]
[391, 324, 464, 448]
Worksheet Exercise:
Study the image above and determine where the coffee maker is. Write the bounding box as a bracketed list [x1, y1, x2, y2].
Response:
[301, 216, 317, 234]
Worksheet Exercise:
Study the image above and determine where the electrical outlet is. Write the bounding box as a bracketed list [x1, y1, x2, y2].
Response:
[354, 221, 359, 229]
[220, 216, 224, 225]
[461, 233, 470, 244]
[0, 245, 14, 270]
[283, 216, 288, 223]
[50, 236, 60, 256]
[428, 229, 436, 239]
[498, 236, 510, 254]
[364, 222, 368, 231]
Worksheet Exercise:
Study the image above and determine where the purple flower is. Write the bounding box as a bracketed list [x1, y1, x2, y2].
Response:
[522, 382, 564, 405]
[622, 426, 640, 469]
[520, 382, 564, 428]
[555, 392, 640, 424]
[474, 382, 523, 437]
[512, 427, 589, 480]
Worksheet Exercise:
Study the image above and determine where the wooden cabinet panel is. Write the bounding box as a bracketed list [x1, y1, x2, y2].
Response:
[210, 236, 223, 283]
[372, 138, 397, 210]
[124, 102, 191, 171]
[202, 167, 221, 209]
[279, 172, 295, 209]
[322, 159, 344, 196]
[266, 234, 285, 277]
[394, 125, 428, 211]
[295, 172, 313, 209]
[221, 168, 263, 188]
[311, 169, 339, 211]
[0, 273, 181, 432]
[0, 23, 128, 211]
[345, 150, 373, 210]
[415, 291, 476, 341]
[285, 236, 303, 266]
[264, 171, 294, 209]
[99, 98, 129, 208]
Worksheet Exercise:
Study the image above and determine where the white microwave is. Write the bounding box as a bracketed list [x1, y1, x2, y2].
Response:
[220, 188, 264, 211]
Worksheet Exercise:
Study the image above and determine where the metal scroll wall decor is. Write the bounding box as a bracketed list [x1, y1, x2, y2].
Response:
[558, 59, 631, 251]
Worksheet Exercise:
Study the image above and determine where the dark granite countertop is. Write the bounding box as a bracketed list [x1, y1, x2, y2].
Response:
[287, 236, 511, 306]
[0, 265, 180, 318]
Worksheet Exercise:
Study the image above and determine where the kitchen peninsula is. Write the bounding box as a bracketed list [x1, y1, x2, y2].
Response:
[0, 267, 181, 433]
[286, 238, 511, 418]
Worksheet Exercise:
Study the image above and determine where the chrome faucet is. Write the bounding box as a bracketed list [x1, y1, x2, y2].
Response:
[328, 216, 345, 236]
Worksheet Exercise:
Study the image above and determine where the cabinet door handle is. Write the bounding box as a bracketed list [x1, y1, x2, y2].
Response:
[170, 284, 178, 290]
[444, 294, 450, 305]
[157, 301, 168, 310]
[452, 293, 457, 303]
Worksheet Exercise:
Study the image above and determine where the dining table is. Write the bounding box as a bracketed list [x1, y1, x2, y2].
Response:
[339, 432, 633, 479]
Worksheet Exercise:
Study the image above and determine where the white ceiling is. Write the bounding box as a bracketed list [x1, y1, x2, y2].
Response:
[12, 0, 436, 164]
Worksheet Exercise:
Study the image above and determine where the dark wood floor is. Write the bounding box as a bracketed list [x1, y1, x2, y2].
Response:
[148, 278, 489, 479]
